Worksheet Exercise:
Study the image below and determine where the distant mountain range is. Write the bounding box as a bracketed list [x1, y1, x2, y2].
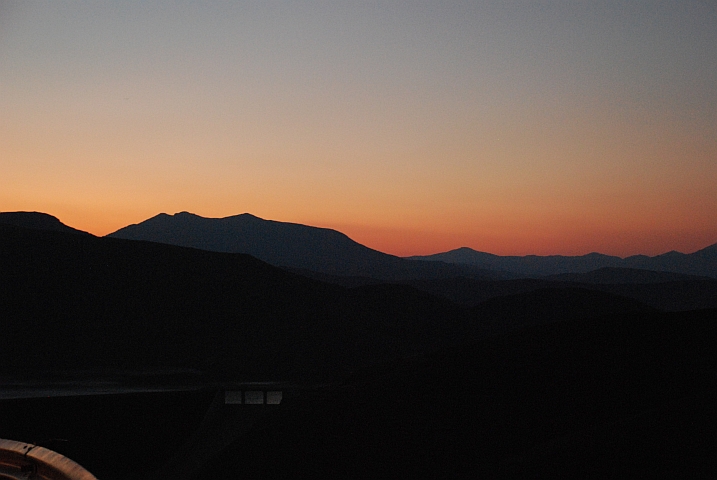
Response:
[106, 212, 500, 281]
[0, 221, 468, 379]
[107, 211, 717, 279]
[2, 212, 715, 477]
[3, 210, 716, 281]
[2, 220, 673, 380]
[408, 245, 717, 278]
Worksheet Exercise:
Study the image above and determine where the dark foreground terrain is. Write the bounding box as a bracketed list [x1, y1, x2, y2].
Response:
[2, 308, 715, 479]
[0, 220, 715, 478]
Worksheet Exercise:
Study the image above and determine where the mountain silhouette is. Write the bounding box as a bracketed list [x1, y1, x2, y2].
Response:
[0, 211, 91, 235]
[543, 267, 712, 284]
[0, 222, 671, 379]
[107, 212, 500, 281]
[3, 222, 715, 479]
[0, 222, 470, 380]
[409, 244, 717, 278]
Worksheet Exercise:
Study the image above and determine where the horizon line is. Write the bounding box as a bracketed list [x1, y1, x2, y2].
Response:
[2, 209, 714, 260]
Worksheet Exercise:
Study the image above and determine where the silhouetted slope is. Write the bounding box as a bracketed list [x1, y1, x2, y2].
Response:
[0, 223, 467, 380]
[395, 274, 717, 311]
[3, 223, 714, 478]
[410, 244, 717, 278]
[469, 287, 655, 335]
[585, 280, 717, 312]
[4, 222, 684, 379]
[544, 266, 710, 283]
[0, 211, 91, 235]
[107, 212, 501, 281]
[623, 244, 717, 277]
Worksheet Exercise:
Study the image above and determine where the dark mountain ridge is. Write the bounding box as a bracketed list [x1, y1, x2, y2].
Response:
[2, 222, 715, 478]
[409, 244, 717, 278]
[107, 212, 501, 281]
[544, 266, 713, 283]
[400, 275, 717, 311]
[1, 223, 672, 380]
[0, 223, 472, 380]
[7, 210, 713, 281]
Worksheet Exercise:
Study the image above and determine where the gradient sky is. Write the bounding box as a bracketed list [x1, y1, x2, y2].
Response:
[2, 1, 716, 256]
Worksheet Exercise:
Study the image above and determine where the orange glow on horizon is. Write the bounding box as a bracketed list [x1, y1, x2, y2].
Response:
[334, 222, 717, 258]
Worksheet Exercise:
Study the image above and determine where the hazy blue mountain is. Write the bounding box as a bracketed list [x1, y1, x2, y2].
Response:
[621, 244, 717, 277]
[0, 211, 91, 235]
[409, 244, 717, 278]
[107, 212, 501, 281]
[408, 247, 623, 276]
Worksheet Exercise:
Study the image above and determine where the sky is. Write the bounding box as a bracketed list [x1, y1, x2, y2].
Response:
[2, 1, 716, 257]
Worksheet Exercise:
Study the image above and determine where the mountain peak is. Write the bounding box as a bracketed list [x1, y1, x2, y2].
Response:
[106, 212, 497, 281]
[167, 211, 264, 221]
[233, 212, 263, 221]
[170, 211, 202, 219]
[440, 246, 492, 255]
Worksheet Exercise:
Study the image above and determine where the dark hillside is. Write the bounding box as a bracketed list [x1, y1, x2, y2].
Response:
[469, 287, 655, 335]
[1, 224, 715, 478]
[4, 223, 672, 382]
[108, 212, 501, 281]
[544, 266, 711, 283]
[0, 211, 90, 235]
[0, 224, 469, 381]
[400, 276, 717, 311]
